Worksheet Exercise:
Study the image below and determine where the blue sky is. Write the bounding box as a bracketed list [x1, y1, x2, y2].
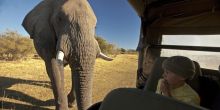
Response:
[0, 0, 140, 49]
[0, 0, 219, 50]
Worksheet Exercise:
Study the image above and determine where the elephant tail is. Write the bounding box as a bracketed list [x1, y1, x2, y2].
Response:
[98, 52, 113, 61]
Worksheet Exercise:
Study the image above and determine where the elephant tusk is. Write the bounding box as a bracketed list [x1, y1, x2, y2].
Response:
[98, 52, 113, 61]
[56, 51, 64, 61]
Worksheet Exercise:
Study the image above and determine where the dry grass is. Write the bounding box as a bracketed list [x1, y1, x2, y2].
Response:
[0, 54, 137, 110]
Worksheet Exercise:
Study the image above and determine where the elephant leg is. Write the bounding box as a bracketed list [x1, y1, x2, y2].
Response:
[45, 58, 68, 110]
[67, 70, 76, 108]
[73, 72, 93, 110]
[45, 60, 58, 107]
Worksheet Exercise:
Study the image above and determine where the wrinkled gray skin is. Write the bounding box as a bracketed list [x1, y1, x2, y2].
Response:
[22, 0, 111, 110]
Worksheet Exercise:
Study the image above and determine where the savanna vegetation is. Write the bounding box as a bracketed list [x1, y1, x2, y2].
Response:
[0, 30, 138, 109]
[0, 54, 138, 110]
[0, 31, 35, 61]
[0, 30, 136, 61]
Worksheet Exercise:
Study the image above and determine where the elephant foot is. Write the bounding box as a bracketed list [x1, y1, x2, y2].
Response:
[55, 101, 69, 110]
[67, 94, 76, 108]
[68, 101, 76, 108]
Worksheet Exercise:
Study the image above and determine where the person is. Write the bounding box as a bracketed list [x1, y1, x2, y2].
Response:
[156, 56, 200, 105]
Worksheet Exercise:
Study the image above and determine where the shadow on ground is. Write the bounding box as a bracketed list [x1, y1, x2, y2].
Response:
[0, 76, 54, 110]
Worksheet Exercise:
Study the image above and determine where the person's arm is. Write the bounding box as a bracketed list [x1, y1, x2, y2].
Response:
[156, 79, 162, 94]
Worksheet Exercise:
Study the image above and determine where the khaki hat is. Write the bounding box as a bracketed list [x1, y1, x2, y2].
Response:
[162, 56, 196, 79]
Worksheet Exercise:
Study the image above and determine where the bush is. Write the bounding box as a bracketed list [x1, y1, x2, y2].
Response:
[120, 48, 126, 54]
[95, 36, 120, 56]
[126, 49, 137, 54]
[0, 31, 35, 60]
[0, 31, 134, 60]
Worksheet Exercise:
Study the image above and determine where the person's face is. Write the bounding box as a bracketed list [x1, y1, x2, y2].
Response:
[163, 69, 185, 85]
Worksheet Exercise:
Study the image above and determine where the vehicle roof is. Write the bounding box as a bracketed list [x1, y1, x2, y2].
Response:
[128, 0, 220, 35]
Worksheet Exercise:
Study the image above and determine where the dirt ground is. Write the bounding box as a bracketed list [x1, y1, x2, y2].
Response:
[0, 54, 137, 110]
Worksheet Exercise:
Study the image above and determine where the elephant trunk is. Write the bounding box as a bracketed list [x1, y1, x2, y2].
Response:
[71, 65, 94, 110]
[69, 37, 97, 110]
[55, 44, 96, 110]
[55, 33, 112, 110]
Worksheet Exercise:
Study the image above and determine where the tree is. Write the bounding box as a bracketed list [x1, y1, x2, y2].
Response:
[120, 48, 126, 54]
[95, 36, 108, 53]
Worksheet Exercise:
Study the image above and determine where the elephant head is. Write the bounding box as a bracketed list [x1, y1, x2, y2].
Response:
[22, 0, 112, 110]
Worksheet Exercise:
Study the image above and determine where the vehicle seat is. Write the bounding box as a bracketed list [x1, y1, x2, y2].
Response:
[198, 68, 220, 109]
[144, 57, 201, 93]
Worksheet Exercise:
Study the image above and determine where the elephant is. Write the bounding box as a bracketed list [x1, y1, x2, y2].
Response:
[22, 0, 113, 110]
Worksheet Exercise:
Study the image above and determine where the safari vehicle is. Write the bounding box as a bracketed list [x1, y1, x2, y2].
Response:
[88, 0, 220, 110]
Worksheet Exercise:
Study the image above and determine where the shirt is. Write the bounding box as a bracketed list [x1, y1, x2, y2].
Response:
[156, 79, 200, 105]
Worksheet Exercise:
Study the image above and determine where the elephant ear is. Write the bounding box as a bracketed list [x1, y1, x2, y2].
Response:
[84, 0, 97, 28]
[22, 0, 54, 39]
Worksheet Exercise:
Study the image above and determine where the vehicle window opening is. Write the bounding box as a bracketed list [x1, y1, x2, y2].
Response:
[160, 35, 220, 70]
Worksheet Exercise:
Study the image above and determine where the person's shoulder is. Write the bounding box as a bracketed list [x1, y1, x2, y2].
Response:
[183, 83, 199, 97]
[176, 84, 200, 105]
